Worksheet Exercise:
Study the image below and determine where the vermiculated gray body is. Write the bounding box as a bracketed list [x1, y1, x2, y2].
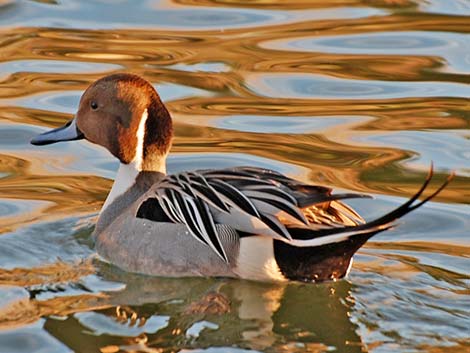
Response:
[94, 171, 240, 278]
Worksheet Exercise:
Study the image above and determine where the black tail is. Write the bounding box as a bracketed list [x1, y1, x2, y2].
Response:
[273, 165, 454, 282]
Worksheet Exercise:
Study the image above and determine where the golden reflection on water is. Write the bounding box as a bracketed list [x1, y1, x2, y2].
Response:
[0, 260, 95, 287]
[0, 0, 469, 352]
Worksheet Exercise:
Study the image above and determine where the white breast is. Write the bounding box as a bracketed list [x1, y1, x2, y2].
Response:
[101, 162, 140, 213]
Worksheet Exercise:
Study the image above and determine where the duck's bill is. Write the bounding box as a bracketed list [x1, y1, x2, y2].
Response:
[30, 118, 84, 146]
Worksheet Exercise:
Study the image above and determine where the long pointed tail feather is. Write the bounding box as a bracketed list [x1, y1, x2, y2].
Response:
[287, 164, 453, 248]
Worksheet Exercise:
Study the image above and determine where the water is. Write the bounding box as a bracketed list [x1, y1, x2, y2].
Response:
[0, 0, 469, 352]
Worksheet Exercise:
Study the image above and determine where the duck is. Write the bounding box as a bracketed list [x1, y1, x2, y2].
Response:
[30, 73, 452, 283]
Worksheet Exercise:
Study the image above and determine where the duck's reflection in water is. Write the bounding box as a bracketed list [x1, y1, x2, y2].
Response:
[42, 261, 365, 352]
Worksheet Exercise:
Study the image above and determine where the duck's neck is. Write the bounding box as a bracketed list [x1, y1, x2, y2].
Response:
[101, 159, 166, 214]
[100, 106, 172, 214]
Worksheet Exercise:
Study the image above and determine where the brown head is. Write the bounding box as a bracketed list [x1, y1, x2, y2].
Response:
[31, 73, 173, 171]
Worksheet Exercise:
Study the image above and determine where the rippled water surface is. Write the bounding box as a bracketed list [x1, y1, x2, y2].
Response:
[0, 0, 469, 352]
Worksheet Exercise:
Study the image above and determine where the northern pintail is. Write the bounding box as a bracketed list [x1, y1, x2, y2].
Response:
[31, 73, 452, 282]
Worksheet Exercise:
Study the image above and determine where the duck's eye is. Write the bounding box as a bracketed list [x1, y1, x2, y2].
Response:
[90, 101, 98, 110]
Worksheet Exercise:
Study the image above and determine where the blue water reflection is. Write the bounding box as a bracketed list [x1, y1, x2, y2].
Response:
[167, 152, 308, 176]
[421, 0, 470, 15]
[0, 1, 385, 30]
[213, 115, 366, 134]
[0, 60, 121, 76]
[357, 130, 470, 176]
[263, 31, 470, 74]
[0, 321, 70, 353]
[0, 0, 286, 30]
[248, 73, 470, 99]
[74, 311, 169, 337]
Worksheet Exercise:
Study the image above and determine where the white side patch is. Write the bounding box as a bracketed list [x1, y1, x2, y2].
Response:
[100, 110, 149, 214]
[235, 237, 287, 282]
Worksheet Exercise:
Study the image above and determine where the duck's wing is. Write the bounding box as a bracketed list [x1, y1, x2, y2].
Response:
[199, 167, 370, 230]
[135, 167, 367, 262]
[135, 165, 452, 263]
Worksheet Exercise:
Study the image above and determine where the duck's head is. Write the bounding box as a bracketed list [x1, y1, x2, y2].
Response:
[31, 73, 173, 172]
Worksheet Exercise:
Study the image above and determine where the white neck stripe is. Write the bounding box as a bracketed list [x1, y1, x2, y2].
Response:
[100, 109, 149, 214]
[134, 109, 148, 171]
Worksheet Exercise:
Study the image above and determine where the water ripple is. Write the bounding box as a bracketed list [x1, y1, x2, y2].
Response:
[0, 321, 70, 353]
[247, 73, 470, 99]
[212, 115, 366, 134]
[0, 0, 468, 352]
[263, 31, 470, 74]
[74, 311, 169, 337]
[273, 32, 460, 53]
[0, 1, 293, 30]
[421, 0, 470, 16]
[357, 130, 470, 177]
[0, 60, 121, 76]
[167, 152, 309, 177]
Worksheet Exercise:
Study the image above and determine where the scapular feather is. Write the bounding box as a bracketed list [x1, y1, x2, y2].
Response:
[134, 165, 452, 265]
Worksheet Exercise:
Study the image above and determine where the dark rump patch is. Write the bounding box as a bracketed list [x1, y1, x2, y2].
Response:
[273, 233, 374, 282]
